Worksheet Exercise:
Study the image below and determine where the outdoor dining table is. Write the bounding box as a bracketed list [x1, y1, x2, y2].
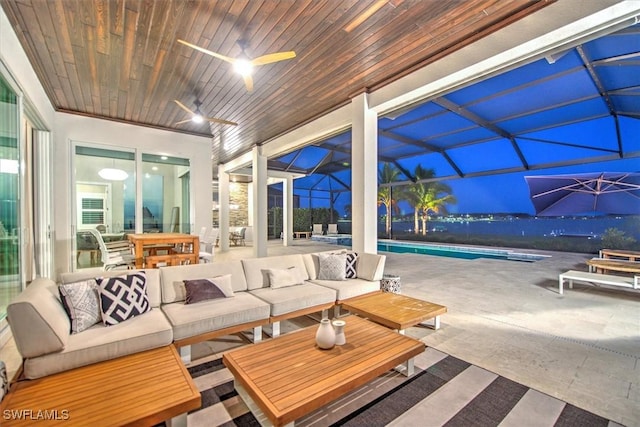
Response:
[127, 232, 199, 269]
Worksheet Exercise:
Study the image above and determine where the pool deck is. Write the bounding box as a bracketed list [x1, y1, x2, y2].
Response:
[1, 239, 638, 425]
[221, 239, 638, 426]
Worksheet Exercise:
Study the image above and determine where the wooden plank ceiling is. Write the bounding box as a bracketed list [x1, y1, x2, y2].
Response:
[2, 0, 552, 164]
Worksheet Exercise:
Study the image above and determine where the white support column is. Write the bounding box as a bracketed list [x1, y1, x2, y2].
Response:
[218, 164, 230, 252]
[351, 93, 378, 254]
[252, 146, 268, 257]
[283, 175, 293, 246]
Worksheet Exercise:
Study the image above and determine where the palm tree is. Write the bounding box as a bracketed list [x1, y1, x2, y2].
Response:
[377, 163, 402, 237]
[406, 165, 436, 234]
[415, 182, 456, 235]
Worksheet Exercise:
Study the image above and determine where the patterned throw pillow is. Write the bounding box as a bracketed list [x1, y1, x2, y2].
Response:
[184, 274, 234, 304]
[317, 253, 347, 281]
[59, 279, 102, 333]
[96, 272, 151, 326]
[345, 252, 358, 279]
[0, 360, 8, 403]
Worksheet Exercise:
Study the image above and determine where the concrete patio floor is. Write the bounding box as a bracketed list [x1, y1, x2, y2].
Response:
[1, 239, 637, 425]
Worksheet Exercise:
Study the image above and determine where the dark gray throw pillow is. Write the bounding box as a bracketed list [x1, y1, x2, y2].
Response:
[184, 274, 234, 304]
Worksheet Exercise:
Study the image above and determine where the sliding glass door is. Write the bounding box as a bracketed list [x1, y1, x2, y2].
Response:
[141, 154, 190, 234]
[73, 145, 190, 270]
[73, 146, 135, 269]
[0, 73, 21, 321]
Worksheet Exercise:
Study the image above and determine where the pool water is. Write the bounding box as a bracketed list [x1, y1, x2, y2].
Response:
[377, 240, 549, 262]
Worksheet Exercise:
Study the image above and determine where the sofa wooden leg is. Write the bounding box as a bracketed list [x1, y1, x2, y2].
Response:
[271, 322, 280, 338]
[253, 326, 262, 343]
[179, 345, 191, 364]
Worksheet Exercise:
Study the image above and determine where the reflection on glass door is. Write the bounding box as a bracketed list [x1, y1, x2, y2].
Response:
[142, 154, 190, 233]
[0, 73, 21, 321]
[74, 146, 135, 270]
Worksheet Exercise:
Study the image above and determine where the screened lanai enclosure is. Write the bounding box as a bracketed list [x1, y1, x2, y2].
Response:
[266, 22, 640, 253]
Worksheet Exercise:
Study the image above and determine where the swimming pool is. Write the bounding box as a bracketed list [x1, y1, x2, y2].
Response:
[377, 240, 550, 262]
[311, 235, 550, 261]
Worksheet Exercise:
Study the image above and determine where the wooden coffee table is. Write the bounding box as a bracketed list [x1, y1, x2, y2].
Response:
[0, 345, 200, 427]
[223, 315, 424, 426]
[342, 291, 447, 333]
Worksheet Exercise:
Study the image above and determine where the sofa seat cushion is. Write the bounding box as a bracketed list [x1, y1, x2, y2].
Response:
[250, 283, 337, 317]
[161, 293, 270, 341]
[310, 278, 380, 301]
[22, 308, 172, 379]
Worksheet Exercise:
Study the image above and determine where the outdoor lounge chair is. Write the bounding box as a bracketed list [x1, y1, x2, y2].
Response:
[327, 224, 338, 235]
[312, 224, 324, 236]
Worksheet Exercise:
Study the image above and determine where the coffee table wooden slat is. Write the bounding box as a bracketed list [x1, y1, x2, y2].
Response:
[223, 315, 424, 426]
[342, 291, 447, 331]
[0, 345, 201, 427]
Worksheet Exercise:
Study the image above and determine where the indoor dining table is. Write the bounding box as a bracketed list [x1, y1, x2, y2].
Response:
[127, 232, 199, 269]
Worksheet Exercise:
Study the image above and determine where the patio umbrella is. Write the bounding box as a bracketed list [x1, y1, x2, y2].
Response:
[524, 172, 640, 216]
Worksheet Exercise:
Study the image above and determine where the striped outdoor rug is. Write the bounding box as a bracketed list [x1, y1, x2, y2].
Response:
[179, 347, 623, 427]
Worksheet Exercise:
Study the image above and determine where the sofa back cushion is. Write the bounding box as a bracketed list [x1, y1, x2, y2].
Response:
[60, 268, 161, 308]
[159, 261, 247, 303]
[356, 253, 386, 281]
[7, 278, 70, 359]
[242, 254, 308, 290]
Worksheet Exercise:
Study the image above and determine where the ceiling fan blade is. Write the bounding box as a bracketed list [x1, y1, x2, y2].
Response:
[252, 51, 296, 66]
[206, 117, 238, 126]
[174, 119, 193, 125]
[177, 39, 235, 64]
[174, 99, 195, 115]
[243, 74, 254, 92]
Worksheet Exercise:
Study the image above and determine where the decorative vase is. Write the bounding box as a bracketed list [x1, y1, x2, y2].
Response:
[315, 318, 336, 349]
[332, 319, 346, 345]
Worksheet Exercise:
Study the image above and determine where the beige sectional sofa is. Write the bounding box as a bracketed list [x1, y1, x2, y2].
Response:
[7, 250, 385, 379]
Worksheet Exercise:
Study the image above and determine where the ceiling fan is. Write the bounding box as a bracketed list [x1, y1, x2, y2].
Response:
[173, 100, 237, 126]
[177, 39, 296, 92]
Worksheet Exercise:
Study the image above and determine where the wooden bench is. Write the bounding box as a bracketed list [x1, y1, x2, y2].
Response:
[558, 270, 639, 295]
[600, 248, 640, 261]
[586, 258, 640, 274]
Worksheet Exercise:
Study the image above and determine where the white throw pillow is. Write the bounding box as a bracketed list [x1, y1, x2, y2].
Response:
[266, 267, 304, 289]
[317, 253, 347, 281]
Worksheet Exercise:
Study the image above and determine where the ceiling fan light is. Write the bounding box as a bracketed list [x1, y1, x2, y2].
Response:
[99, 168, 128, 181]
[192, 114, 204, 123]
[234, 59, 254, 76]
